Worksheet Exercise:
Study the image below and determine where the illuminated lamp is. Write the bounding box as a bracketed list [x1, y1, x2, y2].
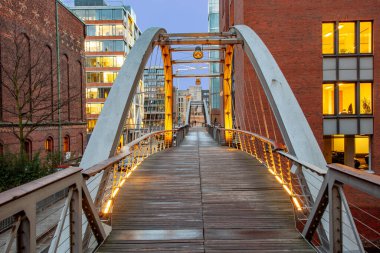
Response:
[193, 46, 203, 59]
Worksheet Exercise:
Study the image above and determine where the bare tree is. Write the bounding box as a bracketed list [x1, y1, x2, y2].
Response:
[0, 23, 81, 155]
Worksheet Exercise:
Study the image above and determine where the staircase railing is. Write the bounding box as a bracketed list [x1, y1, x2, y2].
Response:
[207, 125, 380, 253]
[0, 126, 189, 253]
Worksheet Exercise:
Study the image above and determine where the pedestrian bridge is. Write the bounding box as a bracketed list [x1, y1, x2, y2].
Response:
[97, 127, 313, 252]
[0, 25, 379, 253]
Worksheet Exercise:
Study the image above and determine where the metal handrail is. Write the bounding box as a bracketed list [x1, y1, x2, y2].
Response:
[206, 125, 380, 252]
[0, 168, 82, 208]
[0, 125, 190, 252]
[83, 126, 189, 179]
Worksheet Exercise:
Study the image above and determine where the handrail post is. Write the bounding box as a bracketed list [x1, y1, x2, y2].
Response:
[70, 187, 82, 253]
[329, 182, 343, 253]
[17, 212, 34, 253]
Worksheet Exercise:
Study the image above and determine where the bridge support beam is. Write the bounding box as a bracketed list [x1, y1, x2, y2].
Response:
[161, 45, 173, 146]
[223, 45, 234, 142]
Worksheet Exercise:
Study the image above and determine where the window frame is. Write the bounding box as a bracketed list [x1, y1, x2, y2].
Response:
[322, 81, 373, 116]
[322, 20, 373, 56]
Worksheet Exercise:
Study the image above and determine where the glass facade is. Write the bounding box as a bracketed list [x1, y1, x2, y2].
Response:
[72, 9, 125, 21]
[71, 4, 142, 133]
[322, 82, 372, 115]
[208, 0, 220, 109]
[86, 72, 118, 83]
[86, 103, 104, 114]
[86, 87, 111, 99]
[87, 24, 125, 36]
[322, 21, 373, 170]
[85, 40, 125, 52]
[86, 56, 124, 68]
[143, 68, 165, 128]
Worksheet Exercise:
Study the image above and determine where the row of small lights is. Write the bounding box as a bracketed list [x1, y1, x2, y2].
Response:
[267, 167, 302, 211]
[103, 162, 141, 214]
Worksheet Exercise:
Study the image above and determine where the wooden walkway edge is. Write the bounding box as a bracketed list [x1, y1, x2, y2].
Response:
[97, 127, 314, 252]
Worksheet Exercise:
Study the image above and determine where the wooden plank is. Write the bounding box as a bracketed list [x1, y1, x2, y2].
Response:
[97, 128, 314, 252]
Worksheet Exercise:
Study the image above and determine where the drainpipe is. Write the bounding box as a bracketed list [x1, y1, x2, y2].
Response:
[55, 0, 62, 161]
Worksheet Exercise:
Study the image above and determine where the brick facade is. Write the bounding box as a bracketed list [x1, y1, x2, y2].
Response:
[0, 0, 86, 159]
[220, 0, 380, 173]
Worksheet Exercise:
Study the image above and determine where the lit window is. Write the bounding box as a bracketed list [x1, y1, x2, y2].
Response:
[86, 88, 98, 99]
[86, 57, 97, 67]
[86, 72, 103, 83]
[102, 25, 113, 36]
[338, 83, 355, 114]
[355, 136, 369, 154]
[338, 22, 355, 54]
[115, 56, 124, 67]
[86, 103, 104, 114]
[63, 136, 70, 153]
[45, 137, 54, 152]
[103, 72, 117, 83]
[87, 119, 97, 132]
[115, 25, 124, 36]
[101, 57, 113, 67]
[360, 22, 372, 53]
[323, 84, 334, 115]
[360, 83, 372, 114]
[322, 23, 334, 54]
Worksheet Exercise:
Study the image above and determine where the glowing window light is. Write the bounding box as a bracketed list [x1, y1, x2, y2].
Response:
[103, 199, 113, 214]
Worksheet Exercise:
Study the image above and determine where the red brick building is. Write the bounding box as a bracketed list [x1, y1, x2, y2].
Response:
[0, 0, 87, 160]
[220, 0, 380, 173]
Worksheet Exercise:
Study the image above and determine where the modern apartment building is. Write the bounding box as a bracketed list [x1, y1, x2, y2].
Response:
[220, 1, 379, 173]
[208, 0, 221, 123]
[143, 67, 165, 129]
[70, 0, 143, 137]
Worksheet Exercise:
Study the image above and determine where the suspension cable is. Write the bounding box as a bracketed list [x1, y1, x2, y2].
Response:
[247, 67, 262, 136]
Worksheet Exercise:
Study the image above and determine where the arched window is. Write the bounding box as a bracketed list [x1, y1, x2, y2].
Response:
[0, 142, 3, 156]
[78, 60, 84, 121]
[79, 133, 84, 154]
[20, 34, 32, 116]
[63, 135, 70, 153]
[45, 136, 54, 152]
[24, 139, 32, 160]
[0, 29, 3, 121]
[61, 54, 70, 121]
[45, 45, 54, 121]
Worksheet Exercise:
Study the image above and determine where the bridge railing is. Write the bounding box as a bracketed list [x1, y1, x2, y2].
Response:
[207, 125, 380, 253]
[0, 125, 189, 252]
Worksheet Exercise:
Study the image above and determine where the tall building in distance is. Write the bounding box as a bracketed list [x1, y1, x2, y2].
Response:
[143, 67, 165, 129]
[208, 0, 221, 124]
[177, 89, 191, 126]
[70, 1, 143, 138]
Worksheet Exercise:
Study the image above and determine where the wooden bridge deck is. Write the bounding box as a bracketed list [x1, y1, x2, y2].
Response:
[97, 128, 314, 252]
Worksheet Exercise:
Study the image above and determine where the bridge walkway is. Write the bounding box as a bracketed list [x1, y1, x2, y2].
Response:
[97, 127, 314, 252]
